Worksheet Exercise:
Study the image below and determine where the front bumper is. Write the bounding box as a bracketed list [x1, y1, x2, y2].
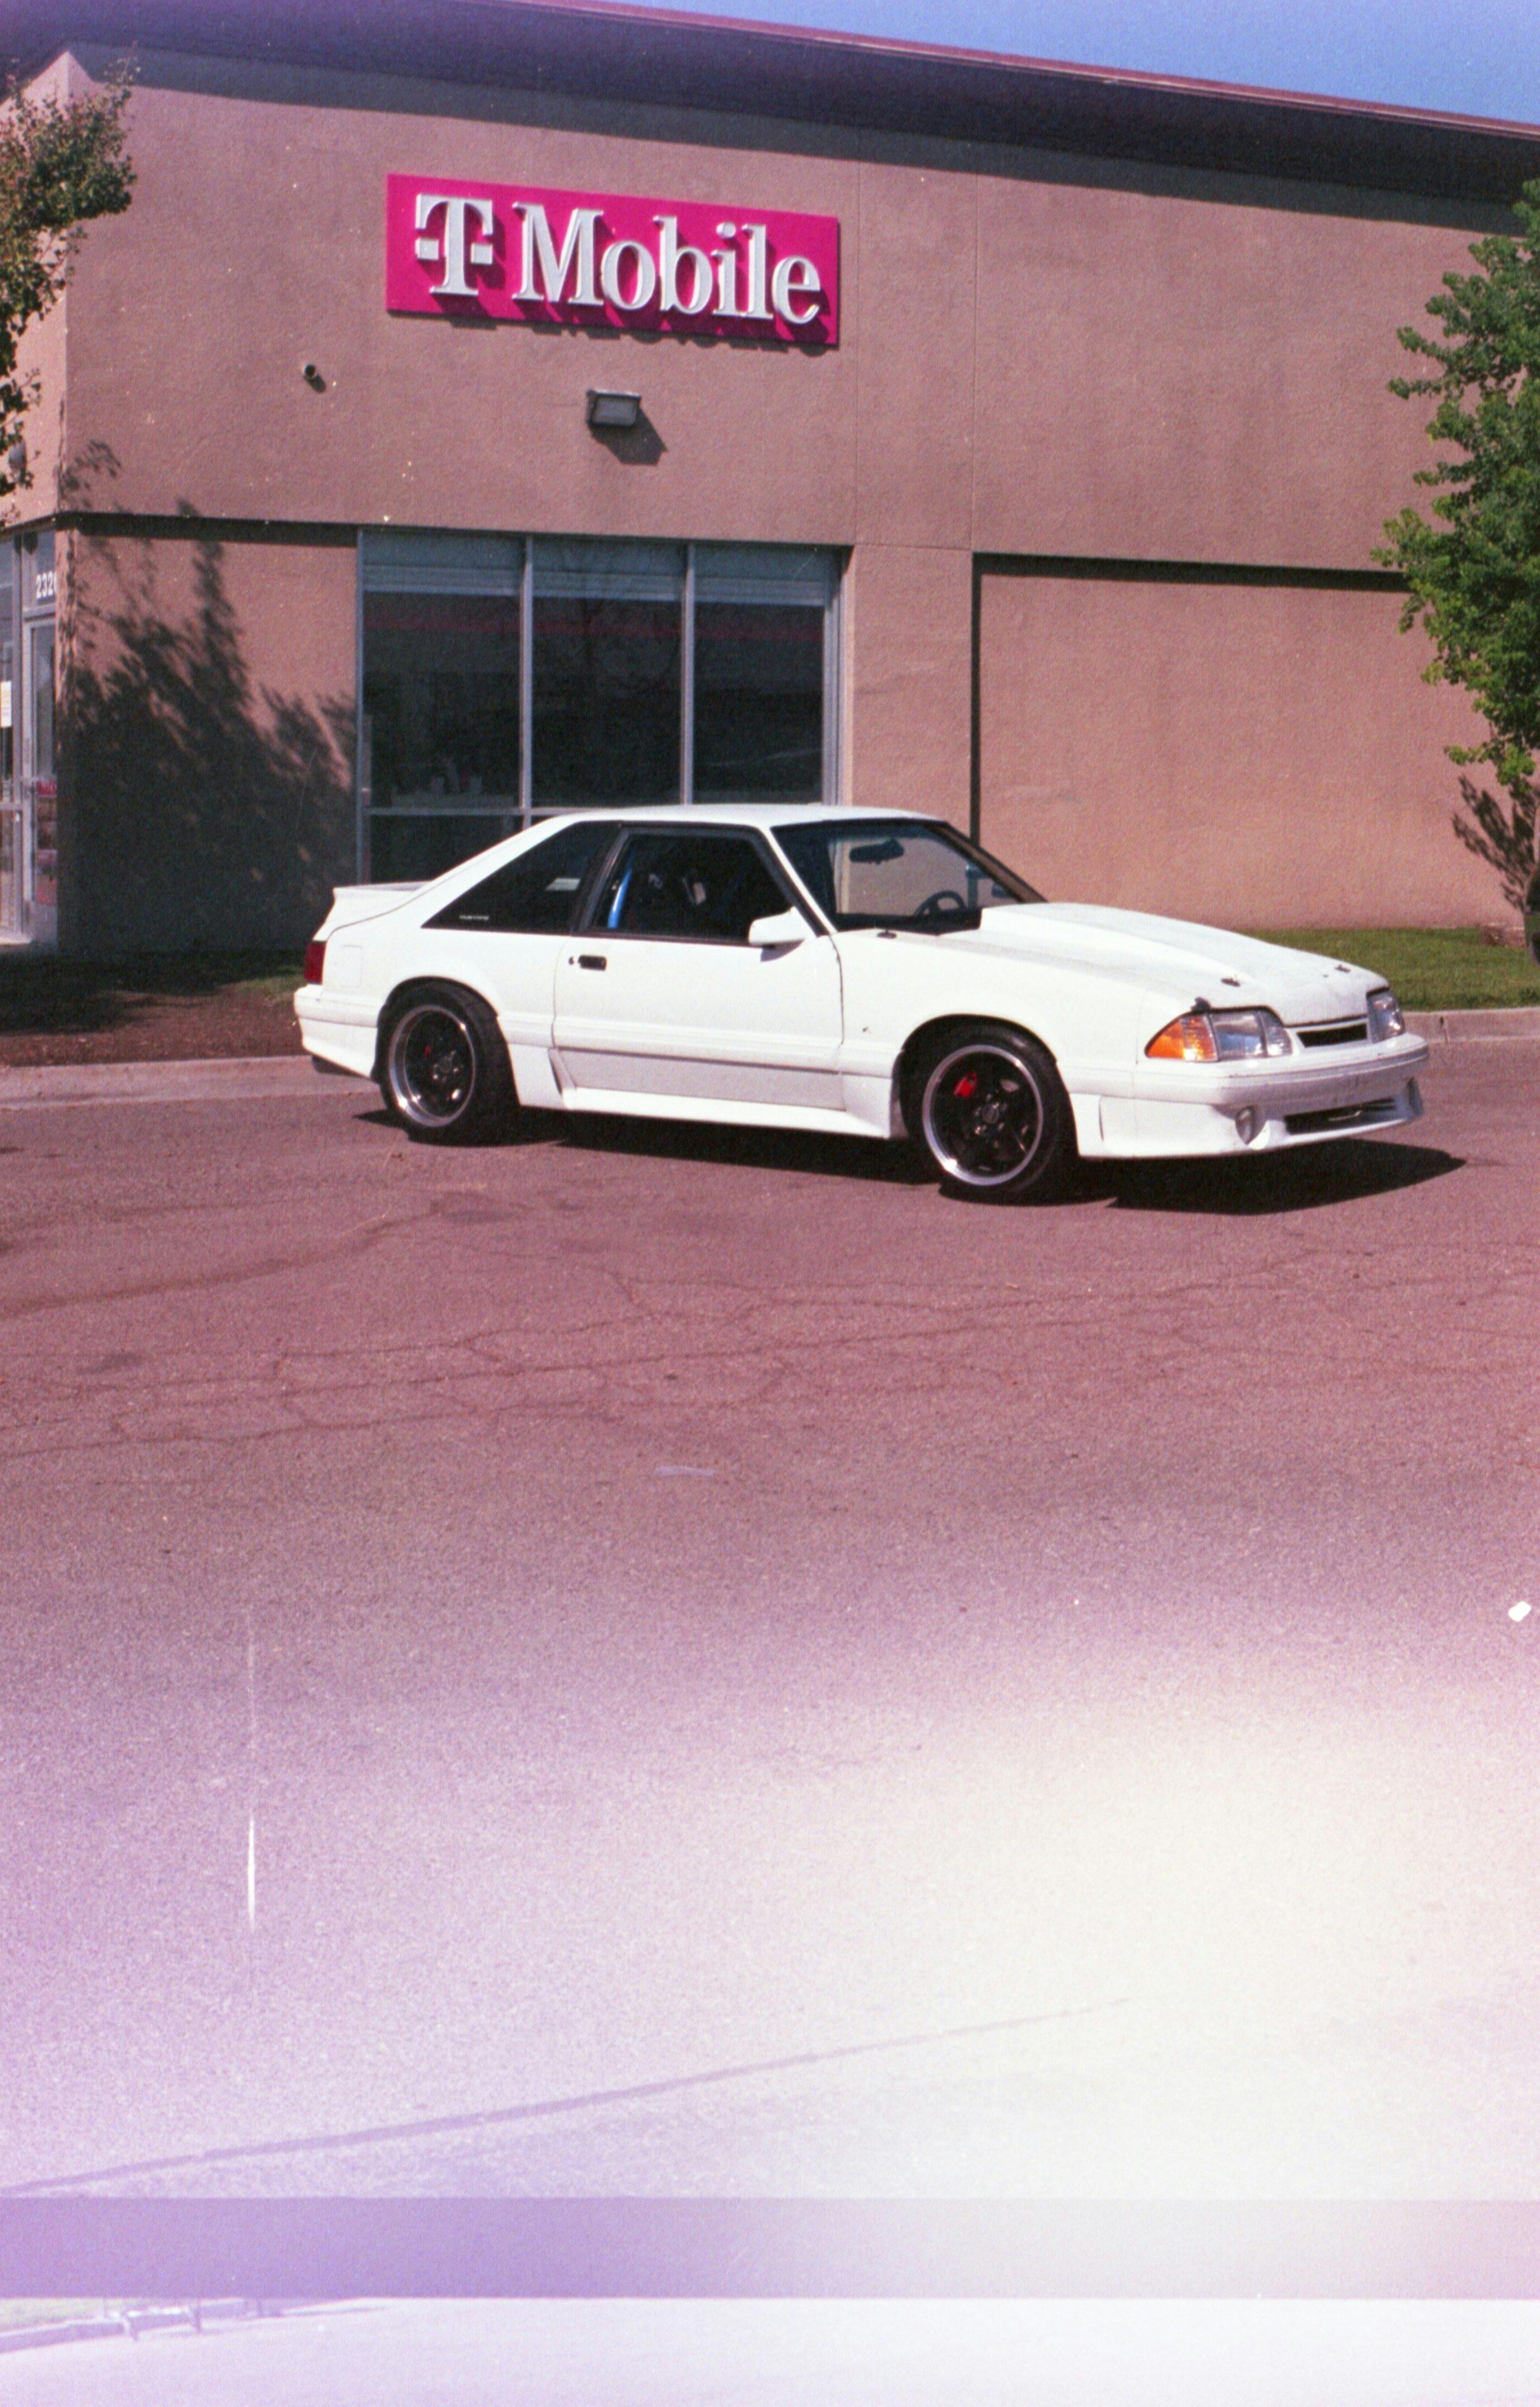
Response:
[1075, 1032, 1430, 1160]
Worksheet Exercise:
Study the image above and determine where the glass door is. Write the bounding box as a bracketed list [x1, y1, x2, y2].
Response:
[26, 619, 57, 945]
[0, 571, 17, 937]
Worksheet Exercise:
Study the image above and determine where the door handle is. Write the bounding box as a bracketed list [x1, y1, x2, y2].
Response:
[575, 954, 607, 971]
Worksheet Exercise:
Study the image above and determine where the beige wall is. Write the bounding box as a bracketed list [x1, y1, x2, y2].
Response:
[51, 78, 863, 542]
[14, 57, 1517, 942]
[970, 180, 1466, 570]
[52, 72, 1480, 564]
[846, 545, 973, 825]
[61, 528, 356, 953]
[976, 569, 1495, 927]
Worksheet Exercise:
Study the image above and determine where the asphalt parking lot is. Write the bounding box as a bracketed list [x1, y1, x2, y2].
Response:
[1, 1047, 1537, 2198]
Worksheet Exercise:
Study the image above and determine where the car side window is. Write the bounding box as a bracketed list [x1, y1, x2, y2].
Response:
[589, 832, 791, 943]
[425, 820, 616, 933]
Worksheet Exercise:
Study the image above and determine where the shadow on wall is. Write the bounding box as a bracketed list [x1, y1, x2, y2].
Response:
[65, 531, 354, 954]
[1453, 774, 1537, 915]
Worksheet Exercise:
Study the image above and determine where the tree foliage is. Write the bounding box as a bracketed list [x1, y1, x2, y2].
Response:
[0, 68, 134, 499]
[1377, 181, 1540, 909]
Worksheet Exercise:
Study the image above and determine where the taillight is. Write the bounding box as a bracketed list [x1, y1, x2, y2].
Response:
[304, 938, 327, 986]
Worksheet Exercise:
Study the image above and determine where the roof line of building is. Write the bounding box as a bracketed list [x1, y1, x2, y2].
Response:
[9, 0, 1540, 203]
[498, 0, 1540, 147]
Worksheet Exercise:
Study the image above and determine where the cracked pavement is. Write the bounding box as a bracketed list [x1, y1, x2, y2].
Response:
[1, 1053, 1537, 2197]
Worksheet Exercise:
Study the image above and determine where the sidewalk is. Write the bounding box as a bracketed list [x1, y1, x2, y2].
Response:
[1404, 1006, 1540, 1043]
[0, 1010, 1536, 1111]
[0, 2302, 274, 2354]
[0, 1055, 361, 1107]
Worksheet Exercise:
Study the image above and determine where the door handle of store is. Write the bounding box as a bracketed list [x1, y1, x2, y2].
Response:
[575, 955, 607, 971]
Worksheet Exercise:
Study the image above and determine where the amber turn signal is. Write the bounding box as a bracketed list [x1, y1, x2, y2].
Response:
[1145, 1012, 1218, 1062]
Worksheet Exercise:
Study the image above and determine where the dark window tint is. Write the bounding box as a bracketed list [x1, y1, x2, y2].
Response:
[693, 604, 824, 802]
[364, 592, 521, 808]
[533, 597, 682, 806]
[428, 820, 618, 933]
[364, 589, 521, 881]
[590, 832, 789, 943]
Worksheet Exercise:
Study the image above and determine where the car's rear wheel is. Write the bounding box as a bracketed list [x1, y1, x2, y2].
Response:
[913, 1021, 1075, 1201]
[380, 985, 516, 1144]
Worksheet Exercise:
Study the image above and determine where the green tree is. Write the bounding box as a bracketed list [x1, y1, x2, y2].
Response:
[1377, 179, 1540, 911]
[0, 69, 134, 500]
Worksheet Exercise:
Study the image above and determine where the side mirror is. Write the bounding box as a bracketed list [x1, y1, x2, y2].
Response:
[747, 908, 808, 949]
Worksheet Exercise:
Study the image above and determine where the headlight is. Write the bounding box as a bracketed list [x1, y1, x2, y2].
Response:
[1146, 1006, 1293, 1062]
[1367, 987, 1405, 1042]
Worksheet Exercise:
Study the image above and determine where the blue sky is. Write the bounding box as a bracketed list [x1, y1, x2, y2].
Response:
[646, 1, 1540, 127]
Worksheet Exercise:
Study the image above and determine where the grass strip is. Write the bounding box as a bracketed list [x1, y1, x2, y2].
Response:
[1251, 927, 1540, 1012]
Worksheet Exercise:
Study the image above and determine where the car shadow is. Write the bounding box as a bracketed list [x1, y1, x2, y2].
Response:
[355, 1102, 934, 1180]
[354, 1107, 1463, 1212]
[542, 1110, 938, 1184]
[1092, 1136, 1464, 1216]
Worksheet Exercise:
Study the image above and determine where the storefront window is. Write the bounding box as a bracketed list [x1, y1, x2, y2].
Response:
[531, 539, 682, 808]
[361, 533, 523, 883]
[359, 532, 841, 880]
[693, 546, 831, 803]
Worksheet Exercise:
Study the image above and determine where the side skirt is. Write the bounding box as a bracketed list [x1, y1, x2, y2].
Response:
[555, 1083, 889, 1141]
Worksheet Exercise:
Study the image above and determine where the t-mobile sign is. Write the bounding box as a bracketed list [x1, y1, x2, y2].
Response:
[386, 175, 839, 346]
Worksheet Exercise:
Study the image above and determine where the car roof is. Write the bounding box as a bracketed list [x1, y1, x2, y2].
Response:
[540, 803, 934, 827]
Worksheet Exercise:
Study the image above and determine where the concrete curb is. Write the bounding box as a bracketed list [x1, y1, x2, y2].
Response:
[0, 2303, 261, 2353]
[0, 2317, 131, 2353]
[0, 1012, 1536, 1109]
[0, 1056, 367, 1108]
[1404, 1007, 1540, 1043]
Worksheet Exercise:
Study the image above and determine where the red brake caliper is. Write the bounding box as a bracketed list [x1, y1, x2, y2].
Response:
[954, 1072, 979, 1099]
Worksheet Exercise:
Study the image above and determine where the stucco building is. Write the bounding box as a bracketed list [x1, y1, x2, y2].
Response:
[5, 0, 1540, 954]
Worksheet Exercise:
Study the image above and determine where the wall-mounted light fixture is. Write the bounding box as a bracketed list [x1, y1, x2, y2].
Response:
[301, 361, 326, 391]
[586, 389, 641, 430]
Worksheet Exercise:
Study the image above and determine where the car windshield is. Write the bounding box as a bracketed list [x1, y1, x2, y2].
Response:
[772, 818, 1043, 932]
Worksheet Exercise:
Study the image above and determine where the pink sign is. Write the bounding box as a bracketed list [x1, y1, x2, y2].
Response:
[386, 174, 839, 347]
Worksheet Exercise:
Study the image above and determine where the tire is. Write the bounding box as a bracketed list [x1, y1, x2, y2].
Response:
[378, 983, 517, 1145]
[911, 1020, 1076, 1201]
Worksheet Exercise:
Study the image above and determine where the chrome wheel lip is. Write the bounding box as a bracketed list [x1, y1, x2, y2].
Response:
[920, 1040, 1045, 1188]
[387, 1001, 479, 1129]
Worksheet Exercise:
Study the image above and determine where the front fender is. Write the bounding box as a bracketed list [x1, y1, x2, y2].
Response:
[837, 931, 1150, 1096]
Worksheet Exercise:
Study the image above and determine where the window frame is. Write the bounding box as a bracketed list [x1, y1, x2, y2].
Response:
[574, 822, 807, 949]
[356, 535, 845, 881]
[768, 815, 1043, 933]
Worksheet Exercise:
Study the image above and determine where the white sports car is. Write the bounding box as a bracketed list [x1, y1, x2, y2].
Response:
[295, 804, 1428, 1200]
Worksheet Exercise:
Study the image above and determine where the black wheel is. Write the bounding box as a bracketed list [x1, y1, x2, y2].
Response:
[379, 984, 516, 1144]
[912, 1021, 1076, 1201]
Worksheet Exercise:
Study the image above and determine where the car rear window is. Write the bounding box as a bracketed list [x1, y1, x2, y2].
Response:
[425, 819, 616, 934]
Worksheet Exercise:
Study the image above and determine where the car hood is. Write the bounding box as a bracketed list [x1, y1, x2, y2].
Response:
[937, 904, 1381, 1022]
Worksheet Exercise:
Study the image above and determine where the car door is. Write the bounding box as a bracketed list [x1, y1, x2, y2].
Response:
[419, 817, 619, 1099]
[552, 826, 844, 1109]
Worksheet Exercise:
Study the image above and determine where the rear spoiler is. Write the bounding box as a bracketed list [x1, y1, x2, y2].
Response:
[331, 881, 425, 906]
[321, 879, 427, 932]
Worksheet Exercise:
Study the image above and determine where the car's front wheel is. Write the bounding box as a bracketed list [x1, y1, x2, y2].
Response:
[379, 985, 516, 1144]
[912, 1021, 1075, 1201]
